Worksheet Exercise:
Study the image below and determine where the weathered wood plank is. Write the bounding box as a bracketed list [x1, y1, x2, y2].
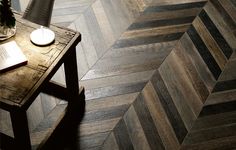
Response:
[124, 106, 152, 150]
[193, 17, 227, 70]
[151, 71, 188, 143]
[204, 1, 236, 50]
[142, 82, 180, 149]
[133, 94, 165, 149]
[180, 33, 216, 91]
[102, 133, 119, 150]
[113, 119, 134, 150]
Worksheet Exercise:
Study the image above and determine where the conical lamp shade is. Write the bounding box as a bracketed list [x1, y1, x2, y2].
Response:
[22, 0, 55, 46]
[23, 0, 55, 27]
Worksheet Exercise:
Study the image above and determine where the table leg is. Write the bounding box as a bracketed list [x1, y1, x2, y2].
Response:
[10, 109, 31, 150]
[64, 47, 79, 102]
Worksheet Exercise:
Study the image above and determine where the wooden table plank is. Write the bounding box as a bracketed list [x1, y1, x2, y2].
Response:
[0, 12, 80, 110]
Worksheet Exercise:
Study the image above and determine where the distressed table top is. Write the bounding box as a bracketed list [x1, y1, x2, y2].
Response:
[0, 13, 81, 110]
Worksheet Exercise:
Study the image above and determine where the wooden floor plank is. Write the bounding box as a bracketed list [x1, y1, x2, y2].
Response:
[142, 82, 180, 150]
[124, 106, 152, 150]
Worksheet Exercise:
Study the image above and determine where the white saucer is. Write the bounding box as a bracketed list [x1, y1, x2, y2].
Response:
[30, 28, 55, 46]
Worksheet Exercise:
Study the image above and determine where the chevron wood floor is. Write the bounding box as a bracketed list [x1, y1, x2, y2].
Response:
[1, 0, 236, 149]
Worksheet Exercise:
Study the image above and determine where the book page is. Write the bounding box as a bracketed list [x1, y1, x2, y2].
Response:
[0, 45, 11, 62]
[0, 41, 27, 72]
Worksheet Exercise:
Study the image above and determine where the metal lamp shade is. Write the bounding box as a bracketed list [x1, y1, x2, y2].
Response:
[23, 0, 55, 27]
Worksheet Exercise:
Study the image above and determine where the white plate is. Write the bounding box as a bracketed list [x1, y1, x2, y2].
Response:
[30, 27, 55, 46]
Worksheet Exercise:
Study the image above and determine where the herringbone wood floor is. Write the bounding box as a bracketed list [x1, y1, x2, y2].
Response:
[2, 0, 236, 149]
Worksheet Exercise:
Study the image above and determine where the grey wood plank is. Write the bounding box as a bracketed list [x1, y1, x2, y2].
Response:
[124, 106, 152, 150]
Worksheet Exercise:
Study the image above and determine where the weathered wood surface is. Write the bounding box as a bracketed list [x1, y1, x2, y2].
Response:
[0, 13, 80, 110]
[3, 0, 236, 149]
[0, 12, 81, 149]
[77, 0, 236, 149]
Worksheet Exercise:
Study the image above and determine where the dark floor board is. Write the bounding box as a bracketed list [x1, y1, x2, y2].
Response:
[183, 124, 236, 145]
[231, 0, 236, 6]
[136, 7, 201, 23]
[133, 94, 165, 150]
[78, 0, 236, 149]
[79, 118, 120, 137]
[159, 52, 200, 129]
[151, 71, 188, 143]
[187, 25, 222, 80]
[192, 110, 236, 131]
[204, 1, 236, 50]
[181, 135, 236, 150]
[218, 59, 236, 81]
[123, 106, 152, 150]
[85, 93, 138, 112]
[211, 0, 236, 31]
[128, 16, 195, 30]
[199, 100, 236, 117]
[113, 32, 183, 48]
[171, 47, 204, 113]
[205, 89, 236, 105]
[176, 42, 209, 103]
[199, 10, 233, 59]
[84, 82, 146, 100]
[124, 24, 190, 38]
[213, 79, 236, 92]
[113, 119, 134, 150]
[142, 82, 180, 149]
[81, 104, 129, 124]
[180, 34, 216, 91]
[193, 17, 227, 70]
[144, 1, 206, 13]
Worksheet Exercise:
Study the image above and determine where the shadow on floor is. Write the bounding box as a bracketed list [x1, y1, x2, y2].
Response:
[41, 90, 86, 150]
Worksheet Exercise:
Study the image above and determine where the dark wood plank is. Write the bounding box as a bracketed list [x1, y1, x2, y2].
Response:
[187, 25, 222, 80]
[113, 119, 134, 150]
[81, 104, 129, 124]
[200, 101, 236, 117]
[199, 10, 233, 59]
[151, 71, 188, 143]
[213, 79, 236, 92]
[113, 32, 183, 48]
[176, 42, 209, 103]
[84, 82, 146, 100]
[142, 82, 180, 149]
[180, 34, 216, 91]
[128, 16, 195, 30]
[144, 1, 206, 13]
[123, 106, 152, 150]
[211, 0, 236, 31]
[133, 94, 164, 149]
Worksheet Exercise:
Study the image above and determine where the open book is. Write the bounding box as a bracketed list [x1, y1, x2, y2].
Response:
[0, 41, 28, 73]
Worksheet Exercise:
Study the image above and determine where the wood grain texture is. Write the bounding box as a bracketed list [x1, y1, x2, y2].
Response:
[5, 0, 236, 149]
[180, 1, 236, 149]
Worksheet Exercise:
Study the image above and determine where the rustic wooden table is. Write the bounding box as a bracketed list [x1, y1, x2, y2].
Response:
[0, 13, 83, 149]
